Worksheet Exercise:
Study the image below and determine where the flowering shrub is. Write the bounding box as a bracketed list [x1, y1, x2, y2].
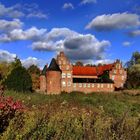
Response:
[0, 96, 23, 133]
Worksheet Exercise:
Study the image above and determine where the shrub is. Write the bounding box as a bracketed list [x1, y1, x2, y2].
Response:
[4, 66, 32, 92]
[0, 96, 23, 133]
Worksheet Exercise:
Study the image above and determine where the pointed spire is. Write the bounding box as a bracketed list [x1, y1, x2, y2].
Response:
[41, 64, 48, 75]
[47, 58, 61, 72]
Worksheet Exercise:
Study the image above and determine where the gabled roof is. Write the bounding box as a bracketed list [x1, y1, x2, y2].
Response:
[47, 58, 61, 72]
[73, 64, 114, 76]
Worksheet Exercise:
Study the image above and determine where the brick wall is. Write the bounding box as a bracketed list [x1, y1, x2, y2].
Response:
[46, 71, 61, 94]
[72, 83, 114, 93]
[40, 75, 47, 92]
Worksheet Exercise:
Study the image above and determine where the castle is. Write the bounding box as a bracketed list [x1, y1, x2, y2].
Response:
[40, 52, 127, 94]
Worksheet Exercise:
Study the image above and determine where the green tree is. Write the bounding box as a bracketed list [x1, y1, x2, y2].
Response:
[75, 61, 83, 66]
[11, 57, 22, 69]
[4, 66, 32, 92]
[125, 51, 140, 89]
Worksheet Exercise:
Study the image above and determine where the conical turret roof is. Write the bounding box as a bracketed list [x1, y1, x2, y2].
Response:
[47, 58, 61, 72]
[41, 65, 47, 75]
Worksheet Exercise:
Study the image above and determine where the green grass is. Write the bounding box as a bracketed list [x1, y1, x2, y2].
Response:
[5, 90, 140, 117]
[1, 90, 140, 140]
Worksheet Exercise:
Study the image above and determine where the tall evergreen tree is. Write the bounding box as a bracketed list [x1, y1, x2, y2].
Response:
[4, 66, 32, 92]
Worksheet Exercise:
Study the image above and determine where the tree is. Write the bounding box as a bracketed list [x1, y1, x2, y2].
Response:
[11, 57, 22, 69]
[125, 51, 140, 89]
[0, 62, 11, 83]
[27, 65, 40, 91]
[75, 61, 83, 66]
[4, 66, 32, 92]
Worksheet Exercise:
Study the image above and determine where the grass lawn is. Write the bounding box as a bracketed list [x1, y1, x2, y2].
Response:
[1, 90, 140, 140]
[4, 90, 140, 117]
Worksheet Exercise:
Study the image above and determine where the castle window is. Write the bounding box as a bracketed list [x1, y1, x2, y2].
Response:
[59, 61, 61, 65]
[84, 84, 86, 88]
[62, 73, 66, 78]
[67, 81, 71, 87]
[92, 84, 94, 88]
[73, 83, 76, 88]
[62, 81, 66, 87]
[112, 75, 115, 80]
[88, 84, 90, 88]
[79, 83, 82, 88]
[101, 84, 103, 88]
[67, 73, 71, 78]
[111, 84, 113, 88]
[63, 60, 66, 65]
[107, 84, 110, 88]
[97, 84, 100, 88]
[66, 65, 69, 70]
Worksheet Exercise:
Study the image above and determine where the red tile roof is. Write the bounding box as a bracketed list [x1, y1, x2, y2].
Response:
[73, 64, 114, 76]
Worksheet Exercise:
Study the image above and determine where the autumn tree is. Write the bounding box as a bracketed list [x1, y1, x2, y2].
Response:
[27, 65, 40, 91]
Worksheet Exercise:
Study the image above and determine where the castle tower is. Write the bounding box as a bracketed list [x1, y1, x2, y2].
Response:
[56, 52, 73, 92]
[40, 65, 47, 93]
[46, 58, 62, 94]
[109, 60, 127, 89]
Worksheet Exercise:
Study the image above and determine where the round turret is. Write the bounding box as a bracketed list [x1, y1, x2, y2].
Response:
[40, 65, 47, 93]
[46, 58, 62, 94]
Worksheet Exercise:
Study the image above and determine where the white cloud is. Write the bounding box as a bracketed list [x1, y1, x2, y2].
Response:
[0, 3, 47, 19]
[27, 12, 47, 19]
[0, 19, 23, 32]
[0, 49, 44, 68]
[94, 59, 114, 65]
[86, 13, 140, 31]
[0, 49, 16, 62]
[0, 3, 24, 18]
[128, 30, 140, 37]
[32, 28, 111, 61]
[122, 41, 132, 47]
[21, 57, 41, 68]
[80, 0, 96, 5]
[0, 27, 47, 42]
[63, 3, 74, 9]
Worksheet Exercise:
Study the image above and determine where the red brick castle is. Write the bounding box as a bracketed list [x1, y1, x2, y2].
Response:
[40, 52, 127, 94]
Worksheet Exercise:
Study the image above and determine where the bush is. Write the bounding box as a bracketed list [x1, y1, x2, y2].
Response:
[0, 96, 23, 133]
[4, 66, 32, 92]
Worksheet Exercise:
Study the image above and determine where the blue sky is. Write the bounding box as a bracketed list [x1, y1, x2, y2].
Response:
[0, 0, 140, 68]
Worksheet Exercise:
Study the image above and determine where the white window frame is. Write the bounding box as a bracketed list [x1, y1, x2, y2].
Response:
[101, 84, 103, 88]
[88, 84, 90, 88]
[107, 84, 110, 88]
[67, 73, 71, 78]
[84, 83, 86, 88]
[66, 65, 69, 70]
[67, 81, 71, 87]
[79, 83, 82, 88]
[73, 83, 76, 88]
[62, 73, 66, 78]
[112, 75, 115, 80]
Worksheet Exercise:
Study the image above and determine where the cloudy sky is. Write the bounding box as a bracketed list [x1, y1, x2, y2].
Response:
[0, 0, 140, 68]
